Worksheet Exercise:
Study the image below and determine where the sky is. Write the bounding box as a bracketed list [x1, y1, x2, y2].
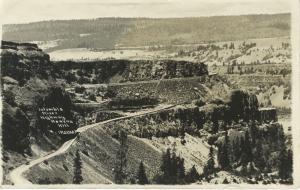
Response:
[0, 0, 292, 24]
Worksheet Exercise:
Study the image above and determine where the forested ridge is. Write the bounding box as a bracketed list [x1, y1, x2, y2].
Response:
[3, 14, 290, 51]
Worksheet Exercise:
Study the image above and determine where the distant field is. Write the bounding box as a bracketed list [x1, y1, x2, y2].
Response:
[49, 48, 167, 61]
[48, 37, 291, 71]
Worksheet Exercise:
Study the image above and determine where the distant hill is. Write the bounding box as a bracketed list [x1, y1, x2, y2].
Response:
[2, 13, 290, 52]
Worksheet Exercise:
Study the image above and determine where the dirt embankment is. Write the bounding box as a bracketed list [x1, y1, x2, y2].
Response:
[75, 75, 232, 105]
[108, 77, 208, 104]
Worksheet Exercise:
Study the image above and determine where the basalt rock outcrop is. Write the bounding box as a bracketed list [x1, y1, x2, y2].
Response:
[1, 41, 52, 84]
[53, 59, 208, 84]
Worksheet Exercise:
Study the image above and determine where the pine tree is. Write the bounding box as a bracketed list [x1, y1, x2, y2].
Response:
[209, 146, 215, 166]
[158, 148, 186, 184]
[218, 132, 230, 170]
[278, 135, 292, 183]
[232, 138, 241, 163]
[223, 178, 229, 184]
[136, 161, 149, 185]
[177, 157, 185, 184]
[170, 151, 178, 184]
[254, 140, 266, 171]
[243, 131, 253, 163]
[212, 121, 219, 134]
[73, 150, 83, 184]
[211, 108, 219, 134]
[286, 149, 293, 181]
[203, 146, 215, 177]
[278, 147, 288, 180]
[114, 130, 128, 184]
[224, 132, 230, 168]
[160, 148, 172, 184]
[239, 137, 247, 166]
[185, 165, 199, 183]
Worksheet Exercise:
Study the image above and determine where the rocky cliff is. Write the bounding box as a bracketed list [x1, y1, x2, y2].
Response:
[1, 41, 52, 84]
[53, 60, 208, 84]
[1, 42, 68, 184]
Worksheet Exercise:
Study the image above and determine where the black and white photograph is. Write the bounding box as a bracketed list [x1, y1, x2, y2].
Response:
[0, 0, 299, 187]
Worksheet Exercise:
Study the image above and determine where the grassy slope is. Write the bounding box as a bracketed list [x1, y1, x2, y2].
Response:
[140, 133, 210, 174]
[24, 111, 212, 184]
[24, 126, 162, 184]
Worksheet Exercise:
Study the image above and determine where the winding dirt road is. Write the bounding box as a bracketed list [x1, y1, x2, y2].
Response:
[9, 104, 175, 185]
[9, 139, 76, 185]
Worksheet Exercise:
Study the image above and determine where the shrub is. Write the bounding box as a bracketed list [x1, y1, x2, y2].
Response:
[74, 86, 86, 93]
[210, 98, 224, 105]
[2, 90, 17, 107]
[88, 93, 97, 101]
[195, 99, 205, 107]
[222, 178, 229, 184]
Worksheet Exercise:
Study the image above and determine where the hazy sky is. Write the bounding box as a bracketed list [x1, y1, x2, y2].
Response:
[0, 0, 292, 24]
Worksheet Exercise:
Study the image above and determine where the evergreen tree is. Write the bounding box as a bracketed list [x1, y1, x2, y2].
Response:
[203, 147, 215, 177]
[278, 137, 293, 183]
[211, 108, 219, 134]
[170, 151, 178, 184]
[223, 132, 230, 167]
[114, 130, 128, 184]
[278, 147, 288, 180]
[73, 150, 83, 184]
[160, 148, 172, 184]
[177, 157, 185, 184]
[243, 131, 253, 163]
[185, 165, 199, 183]
[229, 90, 245, 121]
[286, 149, 293, 180]
[157, 149, 186, 184]
[223, 178, 229, 184]
[211, 121, 219, 134]
[232, 138, 241, 163]
[218, 132, 230, 170]
[239, 136, 246, 163]
[239, 135, 250, 168]
[229, 42, 235, 49]
[136, 161, 149, 185]
[253, 140, 266, 171]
